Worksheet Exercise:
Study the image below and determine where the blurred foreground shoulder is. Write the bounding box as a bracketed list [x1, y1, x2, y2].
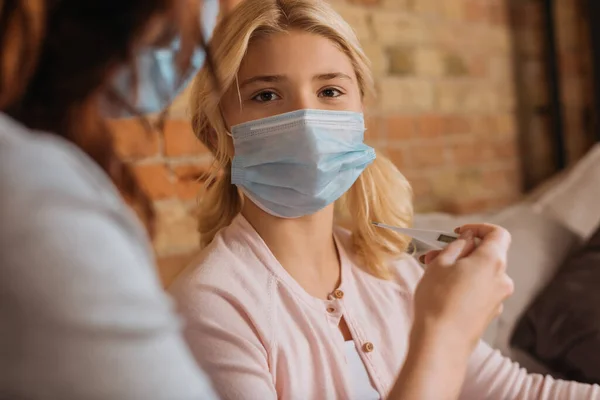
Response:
[0, 114, 217, 400]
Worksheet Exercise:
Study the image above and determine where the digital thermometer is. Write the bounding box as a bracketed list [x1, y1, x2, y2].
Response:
[372, 222, 459, 250]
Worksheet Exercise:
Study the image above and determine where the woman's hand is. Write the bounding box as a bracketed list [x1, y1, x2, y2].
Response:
[388, 224, 514, 400]
[413, 224, 514, 351]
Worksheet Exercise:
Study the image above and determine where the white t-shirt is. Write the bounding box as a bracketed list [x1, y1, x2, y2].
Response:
[345, 341, 380, 400]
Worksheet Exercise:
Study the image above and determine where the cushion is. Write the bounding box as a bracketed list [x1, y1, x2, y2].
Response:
[490, 206, 581, 375]
[533, 143, 600, 240]
[511, 223, 600, 384]
[414, 204, 581, 371]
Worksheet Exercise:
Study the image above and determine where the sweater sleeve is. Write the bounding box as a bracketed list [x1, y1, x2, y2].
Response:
[390, 256, 600, 400]
[459, 340, 600, 399]
[172, 278, 278, 400]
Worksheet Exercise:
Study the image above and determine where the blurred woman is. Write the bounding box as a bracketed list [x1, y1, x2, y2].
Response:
[0, 1, 238, 398]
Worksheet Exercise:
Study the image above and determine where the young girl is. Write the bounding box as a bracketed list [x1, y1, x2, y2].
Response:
[170, 0, 599, 399]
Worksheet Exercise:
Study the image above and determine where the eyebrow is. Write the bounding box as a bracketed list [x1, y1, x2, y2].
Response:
[239, 72, 353, 90]
[239, 75, 285, 90]
[313, 72, 353, 81]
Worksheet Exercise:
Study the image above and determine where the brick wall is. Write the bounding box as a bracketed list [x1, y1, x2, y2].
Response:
[329, 0, 521, 214]
[109, 119, 213, 284]
[109, 0, 583, 283]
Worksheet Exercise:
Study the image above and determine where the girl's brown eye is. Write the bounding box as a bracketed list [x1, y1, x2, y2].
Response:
[252, 91, 281, 102]
[319, 88, 342, 98]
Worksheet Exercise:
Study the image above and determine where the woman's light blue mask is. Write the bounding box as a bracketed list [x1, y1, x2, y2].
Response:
[108, 0, 220, 116]
[231, 109, 376, 218]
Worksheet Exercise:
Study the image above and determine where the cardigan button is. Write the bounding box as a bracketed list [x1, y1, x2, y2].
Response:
[363, 342, 374, 353]
[332, 289, 344, 299]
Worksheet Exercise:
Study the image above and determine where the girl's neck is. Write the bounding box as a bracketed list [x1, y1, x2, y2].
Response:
[242, 200, 341, 299]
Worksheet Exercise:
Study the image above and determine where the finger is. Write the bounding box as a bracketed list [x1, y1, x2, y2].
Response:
[457, 230, 477, 258]
[467, 239, 509, 272]
[429, 239, 467, 267]
[423, 230, 477, 265]
[459, 227, 511, 269]
[456, 223, 512, 252]
[421, 250, 441, 264]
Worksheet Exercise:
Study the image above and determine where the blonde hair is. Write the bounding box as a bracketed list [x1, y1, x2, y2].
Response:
[190, 0, 413, 279]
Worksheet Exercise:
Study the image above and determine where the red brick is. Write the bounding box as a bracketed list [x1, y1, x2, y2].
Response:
[172, 162, 213, 200]
[133, 163, 174, 199]
[443, 115, 472, 135]
[416, 114, 444, 138]
[450, 140, 491, 166]
[483, 125, 520, 160]
[365, 116, 383, 141]
[444, 53, 469, 77]
[470, 115, 497, 136]
[387, 46, 416, 76]
[464, 0, 490, 24]
[494, 113, 518, 136]
[385, 115, 417, 141]
[490, 141, 519, 161]
[468, 54, 488, 78]
[108, 118, 159, 160]
[491, 140, 518, 160]
[410, 143, 447, 167]
[382, 148, 407, 170]
[163, 120, 209, 157]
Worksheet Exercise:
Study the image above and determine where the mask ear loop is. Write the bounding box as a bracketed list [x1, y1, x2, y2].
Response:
[235, 74, 243, 112]
[219, 106, 233, 137]
[216, 89, 235, 166]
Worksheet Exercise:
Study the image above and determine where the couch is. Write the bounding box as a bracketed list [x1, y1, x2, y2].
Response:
[413, 143, 600, 374]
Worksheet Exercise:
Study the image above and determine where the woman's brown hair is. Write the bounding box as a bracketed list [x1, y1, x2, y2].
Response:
[0, 0, 215, 233]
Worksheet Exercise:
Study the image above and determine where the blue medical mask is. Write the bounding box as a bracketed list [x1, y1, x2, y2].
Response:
[231, 109, 376, 218]
[108, 0, 220, 116]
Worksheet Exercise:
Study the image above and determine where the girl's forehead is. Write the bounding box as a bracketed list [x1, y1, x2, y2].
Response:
[237, 30, 357, 81]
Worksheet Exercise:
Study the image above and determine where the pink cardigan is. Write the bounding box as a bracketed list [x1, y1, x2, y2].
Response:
[170, 215, 600, 399]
